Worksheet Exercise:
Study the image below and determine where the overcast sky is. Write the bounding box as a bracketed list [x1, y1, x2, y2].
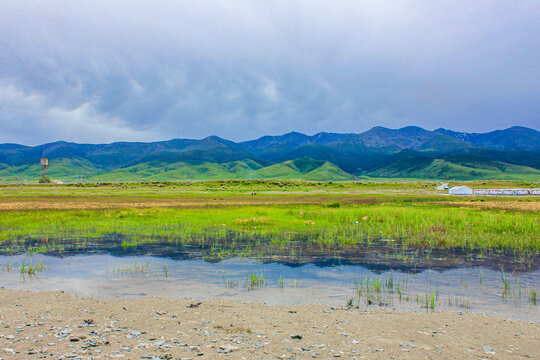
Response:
[0, 1, 539, 145]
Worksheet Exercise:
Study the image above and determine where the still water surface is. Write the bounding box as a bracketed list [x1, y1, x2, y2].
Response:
[0, 238, 538, 322]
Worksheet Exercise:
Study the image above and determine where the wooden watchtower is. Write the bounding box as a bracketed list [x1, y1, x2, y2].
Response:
[40, 157, 49, 182]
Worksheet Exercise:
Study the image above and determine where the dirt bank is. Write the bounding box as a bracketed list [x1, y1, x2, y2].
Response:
[0, 289, 538, 359]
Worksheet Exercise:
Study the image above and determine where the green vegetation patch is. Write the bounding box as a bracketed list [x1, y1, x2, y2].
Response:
[0, 203, 538, 251]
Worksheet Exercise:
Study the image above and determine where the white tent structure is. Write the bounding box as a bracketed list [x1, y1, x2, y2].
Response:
[436, 183, 448, 190]
[448, 186, 473, 195]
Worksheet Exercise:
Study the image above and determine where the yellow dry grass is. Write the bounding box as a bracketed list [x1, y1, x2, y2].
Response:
[0, 195, 383, 210]
[442, 201, 540, 212]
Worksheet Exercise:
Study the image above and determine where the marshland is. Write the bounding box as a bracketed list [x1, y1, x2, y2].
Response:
[0, 180, 538, 322]
[3, 2, 540, 356]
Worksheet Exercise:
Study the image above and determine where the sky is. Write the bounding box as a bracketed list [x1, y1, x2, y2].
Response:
[0, 1, 539, 145]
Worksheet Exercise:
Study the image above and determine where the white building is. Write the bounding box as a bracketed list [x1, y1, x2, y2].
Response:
[474, 188, 537, 196]
[448, 185, 473, 195]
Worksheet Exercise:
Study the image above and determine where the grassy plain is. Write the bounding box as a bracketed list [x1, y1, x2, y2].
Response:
[0, 180, 538, 252]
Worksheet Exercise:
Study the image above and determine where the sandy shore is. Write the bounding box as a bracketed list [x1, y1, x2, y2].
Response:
[0, 290, 538, 359]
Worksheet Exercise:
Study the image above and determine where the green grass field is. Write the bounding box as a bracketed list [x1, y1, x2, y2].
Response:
[0, 203, 537, 250]
[0, 180, 538, 252]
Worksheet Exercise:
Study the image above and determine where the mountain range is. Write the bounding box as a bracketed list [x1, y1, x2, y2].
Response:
[1, 126, 539, 182]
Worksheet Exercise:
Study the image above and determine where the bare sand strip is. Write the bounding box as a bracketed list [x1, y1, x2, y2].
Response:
[0, 290, 538, 359]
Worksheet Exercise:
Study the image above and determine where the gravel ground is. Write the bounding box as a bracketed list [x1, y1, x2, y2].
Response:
[0, 289, 538, 359]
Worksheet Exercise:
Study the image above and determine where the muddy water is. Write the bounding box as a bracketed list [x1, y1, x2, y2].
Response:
[0, 244, 538, 322]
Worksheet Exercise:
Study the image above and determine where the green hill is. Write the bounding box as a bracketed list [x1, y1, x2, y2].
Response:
[368, 152, 540, 180]
[90, 161, 242, 181]
[302, 162, 356, 181]
[0, 157, 101, 182]
[417, 134, 476, 153]
[151, 163, 237, 180]
[82, 158, 354, 182]
[253, 161, 305, 179]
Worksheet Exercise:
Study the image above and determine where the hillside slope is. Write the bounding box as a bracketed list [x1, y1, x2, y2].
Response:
[84, 158, 355, 182]
[368, 151, 540, 180]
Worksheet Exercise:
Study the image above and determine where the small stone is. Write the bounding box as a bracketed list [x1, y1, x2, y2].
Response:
[291, 334, 303, 340]
[219, 344, 240, 353]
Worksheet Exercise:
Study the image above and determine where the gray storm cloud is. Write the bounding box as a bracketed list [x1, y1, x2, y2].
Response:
[0, 0, 539, 145]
